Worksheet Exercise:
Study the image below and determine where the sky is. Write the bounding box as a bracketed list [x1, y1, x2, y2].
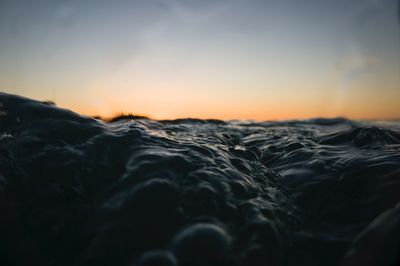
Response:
[0, 0, 399, 120]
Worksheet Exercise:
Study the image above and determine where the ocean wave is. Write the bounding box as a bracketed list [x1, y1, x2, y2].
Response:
[0, 92, 399, 266]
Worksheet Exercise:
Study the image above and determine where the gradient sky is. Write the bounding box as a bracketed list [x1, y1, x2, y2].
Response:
[0, 0, 399, 120]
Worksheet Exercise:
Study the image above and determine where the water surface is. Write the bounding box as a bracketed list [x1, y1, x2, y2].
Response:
[1, 93, 399, 266]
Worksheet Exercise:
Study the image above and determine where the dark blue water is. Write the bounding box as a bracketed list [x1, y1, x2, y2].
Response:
[1, 92, 399, 266]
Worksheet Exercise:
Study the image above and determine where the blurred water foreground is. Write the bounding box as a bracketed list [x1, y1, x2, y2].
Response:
[0, 92, 399, 266]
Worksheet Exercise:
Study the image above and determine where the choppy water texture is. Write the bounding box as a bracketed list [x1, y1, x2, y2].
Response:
[1, 92, 400, 266]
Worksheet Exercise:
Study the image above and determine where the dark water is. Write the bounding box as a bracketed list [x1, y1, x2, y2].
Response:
[1, 92, 400, 266]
